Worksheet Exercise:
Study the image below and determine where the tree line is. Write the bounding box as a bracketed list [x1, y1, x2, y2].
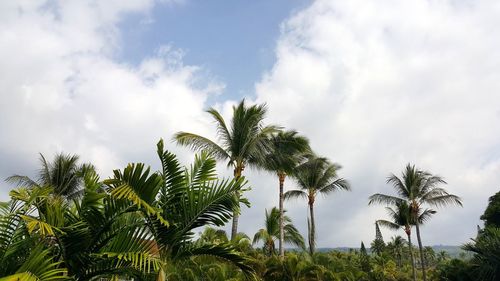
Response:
[0, 99, 498, 280]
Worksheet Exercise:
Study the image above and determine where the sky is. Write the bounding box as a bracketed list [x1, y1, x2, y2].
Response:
[1, 0, 499, 247]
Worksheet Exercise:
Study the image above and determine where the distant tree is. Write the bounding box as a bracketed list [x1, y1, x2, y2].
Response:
[371, 222, 386, 255]
[360, 242, 372, 273]
[369, 164, 462, 281]
[386, 236, 406, 268]
[6, 153, 93, 199]
[253, 207, 305, 256]
[436, 250, 450, 263]
[376, 201, 419, 281]
[434, 259, 474, 281]
[480, 190, 500, 228]
[285, 155, 350, 255]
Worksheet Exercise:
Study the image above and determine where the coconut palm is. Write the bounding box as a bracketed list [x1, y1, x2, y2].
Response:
[376, 201, 422, 281]
[369, 163, 462, 281]
[261, 130, 310, 258]
[105, 139, 255, 278]
[253, 207, 305, 256]
[386, 236, 406, 268]
[174, 99, 278, 240]
[6, 153, 92, 199]
[285, 155, 350, 255]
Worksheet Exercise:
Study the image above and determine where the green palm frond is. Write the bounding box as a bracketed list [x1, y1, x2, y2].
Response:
[175, 243, 255, 277]
[188, 151, 218, 185]
[176, 177, 244, 235]
[7, 246, 68, 281]
[284, 190, 307, 201]
[96, 251, 163, 274]
[4, 175, 38, 188]
[20, 215, 59, 237]
[174, 132, 230, 161]
[376, 219, 401, 231]
[368, 193, 404, 206]
[206, 108, 233, 149]
[104, 163, 168, 226]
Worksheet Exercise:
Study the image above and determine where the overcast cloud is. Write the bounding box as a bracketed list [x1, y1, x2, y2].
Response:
[1, 0, 499, 247]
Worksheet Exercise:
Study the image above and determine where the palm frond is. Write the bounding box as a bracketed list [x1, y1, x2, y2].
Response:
[13, 246, 68, 281]
[174, 132, 229, 161]
[175, 243, 256, 277]
[104, 163, 168, 226]
[424, 194, 463, 208]
[4, 175, 38, 188]
[284, 190, 307, 201]
[376, 219, 401, 231]
[368, 194, 404, 206]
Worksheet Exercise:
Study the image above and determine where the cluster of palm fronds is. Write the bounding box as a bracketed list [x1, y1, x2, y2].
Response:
[0, 140, 252, 280]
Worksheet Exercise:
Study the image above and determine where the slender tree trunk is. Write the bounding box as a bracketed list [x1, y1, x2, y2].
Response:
[415, 222, 427, 281]
[231, 166, 243, 241]
[406, 230, 417, 281]
[231, 210, 239, 241]
[308, 201, 315, 255]
[278, 173, 286, 259]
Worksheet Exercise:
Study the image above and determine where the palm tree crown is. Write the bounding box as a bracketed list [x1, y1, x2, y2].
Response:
[369, 163, 462, 281]
[260, 130, 310, 258]
[6, 153, 92, 199]
[252, 207, 305, 256]
[174, 99, 279, 239]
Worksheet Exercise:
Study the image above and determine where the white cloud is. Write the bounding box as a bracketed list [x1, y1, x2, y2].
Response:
[246, 0, 500, 247]
[0, 1, 218, 198]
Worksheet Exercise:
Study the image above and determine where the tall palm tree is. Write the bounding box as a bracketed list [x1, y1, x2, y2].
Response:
[377, 202, 416, 281]
[252, 207, 305, 256]
[6, 153, 91, 199]
[285, 155, 350, 255]
[174, 99, 278, 240]
[261, 130, 310, 258]
[369, 163, 462, 281]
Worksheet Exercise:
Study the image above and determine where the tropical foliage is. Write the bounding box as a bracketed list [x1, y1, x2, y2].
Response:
[2, 99, 496, 281]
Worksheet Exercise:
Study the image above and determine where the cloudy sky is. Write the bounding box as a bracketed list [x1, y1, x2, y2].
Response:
[1, 0, 499, 247]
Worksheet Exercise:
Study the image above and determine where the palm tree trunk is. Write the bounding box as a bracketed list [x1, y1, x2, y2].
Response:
[231, 210, 239, 241]
[406, 231, 417, 281]
[278, 173, 285, 259]
[231, 166, 243, 240]
[415, 222, 427, 281]
[308, 202, 315, 255]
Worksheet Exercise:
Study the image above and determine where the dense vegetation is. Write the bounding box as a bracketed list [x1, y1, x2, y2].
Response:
[0, 100, 498, 281]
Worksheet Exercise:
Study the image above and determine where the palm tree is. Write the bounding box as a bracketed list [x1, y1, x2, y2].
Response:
[174, 99, 278, 240]
[105, 139, 255, 278]
[1, 170, 161, 280]
[261, 130, 310, 258]
[376, 201, 421, 281]
[253, 207, 305, 256]
[386, 236, 406, 268]
[6, 153, 91, 199]
[285, 155, 350, 255]
[369, 163, 462, 281]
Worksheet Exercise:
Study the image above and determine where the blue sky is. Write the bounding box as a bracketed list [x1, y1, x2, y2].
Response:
[118, 0, 311, 101]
